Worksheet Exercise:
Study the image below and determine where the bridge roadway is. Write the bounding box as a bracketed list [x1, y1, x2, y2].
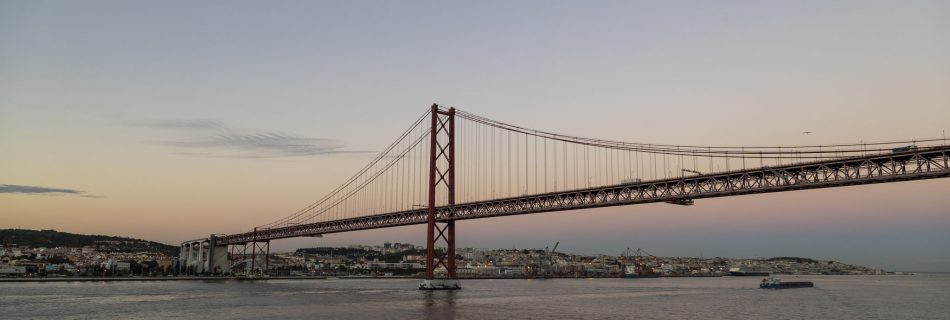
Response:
[218, 146, 950, 245]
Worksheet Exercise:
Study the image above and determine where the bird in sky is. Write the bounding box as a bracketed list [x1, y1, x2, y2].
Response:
[802, 131, 813, 135]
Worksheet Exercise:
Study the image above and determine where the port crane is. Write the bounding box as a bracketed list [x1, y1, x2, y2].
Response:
[620, 248, 658, 277]
[538, 241, 560, 278]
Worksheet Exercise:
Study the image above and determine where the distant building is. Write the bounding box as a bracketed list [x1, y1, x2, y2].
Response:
[367, 262, 423, 270]
[45, 263, 77, 274]
[503, 268, 523, 276]
[0, 265, 27, 275]
[403, 254, 424, 263]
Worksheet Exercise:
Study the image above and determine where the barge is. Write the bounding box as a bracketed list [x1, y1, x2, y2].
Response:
[759, 277, 814, 289]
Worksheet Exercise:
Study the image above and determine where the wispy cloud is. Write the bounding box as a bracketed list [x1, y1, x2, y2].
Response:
[137, 119, 369, 158]
[0, 184, 104, 198]
[139, 120, 226, 130]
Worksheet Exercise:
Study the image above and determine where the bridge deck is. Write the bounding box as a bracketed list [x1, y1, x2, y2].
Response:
[218, 146, 950, 245]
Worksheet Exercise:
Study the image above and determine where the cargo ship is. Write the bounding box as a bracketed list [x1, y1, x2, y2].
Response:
[759, 277, 814, 289]
[728, 266, 769, 276]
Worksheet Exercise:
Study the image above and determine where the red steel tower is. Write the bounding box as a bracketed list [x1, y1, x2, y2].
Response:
[420, 104, 460, 290]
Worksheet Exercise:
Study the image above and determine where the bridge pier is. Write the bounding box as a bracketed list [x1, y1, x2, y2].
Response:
[182, 240, 201, 274]
[420, 104, 460, 290]
[225, 239, 269, 277]
[178, 244, 188, 274]
[197, 241, 207, 273]
[190, 242, 200, 273]
[248, 240, 270, 276]
[179, 235, 229, 275]
[206, 235, 229, 274]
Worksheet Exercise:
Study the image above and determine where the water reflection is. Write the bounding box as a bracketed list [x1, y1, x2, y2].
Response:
[423, 290, 457, 320]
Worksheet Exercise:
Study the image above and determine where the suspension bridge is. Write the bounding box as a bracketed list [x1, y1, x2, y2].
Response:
[179, 104, 950, 289]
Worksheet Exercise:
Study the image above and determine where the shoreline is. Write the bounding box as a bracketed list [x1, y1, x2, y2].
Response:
[0, 273, 915, 283]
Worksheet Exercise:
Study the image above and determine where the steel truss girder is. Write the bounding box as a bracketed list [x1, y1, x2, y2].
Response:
[217, 147, 950, 245]
[229, 240, 269, 276]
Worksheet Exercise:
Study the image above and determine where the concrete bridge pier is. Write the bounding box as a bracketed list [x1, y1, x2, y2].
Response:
[178, 244, 190, 274]
[190, 241, 201, 273]
[197, 241, 207, 273]
[179, 235, 229, 275]
[179, 242, 197, 275]
[206, 235, 229, 274]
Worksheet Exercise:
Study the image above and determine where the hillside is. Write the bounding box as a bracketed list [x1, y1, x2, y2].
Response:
[0, 229, 178, 256]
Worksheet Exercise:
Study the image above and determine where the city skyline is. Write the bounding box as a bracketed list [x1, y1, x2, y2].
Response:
[2, 1, 949, 272]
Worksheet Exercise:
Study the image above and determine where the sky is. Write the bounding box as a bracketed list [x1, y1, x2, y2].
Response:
[1, 0, 949, 271]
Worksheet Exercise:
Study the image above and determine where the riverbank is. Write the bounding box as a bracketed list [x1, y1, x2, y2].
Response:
[0, 276, 324, 282]
[0, 272, 914, 282]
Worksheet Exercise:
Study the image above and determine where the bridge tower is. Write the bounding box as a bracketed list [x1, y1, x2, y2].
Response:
[420, 104, 460, 290]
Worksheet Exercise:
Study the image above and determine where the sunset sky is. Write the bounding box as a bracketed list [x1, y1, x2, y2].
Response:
[2, 1, 949, 271]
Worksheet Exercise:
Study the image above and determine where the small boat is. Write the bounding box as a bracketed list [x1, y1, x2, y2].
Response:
[759, 277, 813, 289]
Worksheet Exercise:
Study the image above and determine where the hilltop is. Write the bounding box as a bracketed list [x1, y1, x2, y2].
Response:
[0, 229, 178, 256]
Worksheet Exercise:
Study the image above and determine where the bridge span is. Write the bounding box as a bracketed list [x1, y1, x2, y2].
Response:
[180, 104, 950, 289]
[218, 146, 949, 244]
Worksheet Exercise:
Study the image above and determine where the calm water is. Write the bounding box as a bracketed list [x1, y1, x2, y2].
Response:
[2, 274, 949, 319]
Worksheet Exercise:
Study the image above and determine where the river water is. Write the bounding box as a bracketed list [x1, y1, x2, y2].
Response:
[2, 274, 948, 319]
